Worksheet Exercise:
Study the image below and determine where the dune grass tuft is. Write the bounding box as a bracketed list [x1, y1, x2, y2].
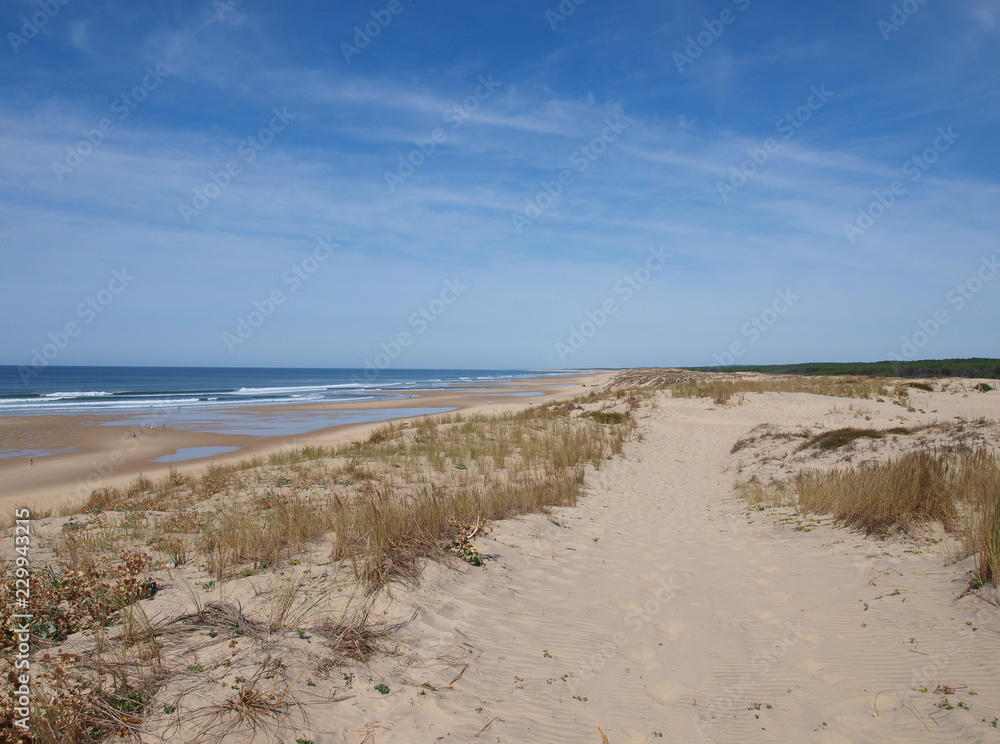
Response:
[584, 411, 632, 425]
[796, 451, 957, 535]
[742, 448, 1000, 588]
[958, 449, 1000, 587]
[311, 607, 389, 662]
[797, 426, 912, 452]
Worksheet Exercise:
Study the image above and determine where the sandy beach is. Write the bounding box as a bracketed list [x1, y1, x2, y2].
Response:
[295, 379, 1000, 743]
[0, 372, 612, 516]
[7, 1, 996, 741]
[4, 373, 1000, 743]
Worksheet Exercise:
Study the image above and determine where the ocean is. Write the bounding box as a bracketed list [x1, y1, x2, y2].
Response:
[0, 366, 559, 417]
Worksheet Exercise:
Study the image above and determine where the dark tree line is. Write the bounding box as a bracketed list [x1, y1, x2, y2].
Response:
[690, 358, 1000, 379]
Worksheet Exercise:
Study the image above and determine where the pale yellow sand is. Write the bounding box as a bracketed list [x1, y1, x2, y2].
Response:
[15, 376, 1000, 743]
[295, 383, 1000, 743]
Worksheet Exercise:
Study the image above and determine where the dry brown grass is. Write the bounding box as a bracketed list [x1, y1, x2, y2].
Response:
[797, 426, 912, 452]
[184, 670, 301, 743]
[735, 477, 796, 508]
[958, 449, 1000, 587]
[737, 446, 1000, 588]
[310, 606, 390, 662]
[331, 471, 583, 587]
[803, 448, 1000, 589]
[0, 388, 637, 742]
[168, 601, 270, 641]
[609, 368, 915, 403]
[4, 605, 165, 744]
[670, 375, 911, 406]
[796, 451, 958, 535]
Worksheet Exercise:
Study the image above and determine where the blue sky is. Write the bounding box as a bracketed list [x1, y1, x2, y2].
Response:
[1, 0, 998, 370]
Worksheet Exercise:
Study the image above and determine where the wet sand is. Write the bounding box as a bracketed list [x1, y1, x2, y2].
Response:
[0, 372, 611, 516]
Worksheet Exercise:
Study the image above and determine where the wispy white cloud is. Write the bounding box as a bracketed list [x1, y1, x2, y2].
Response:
[0, 0, 997, 368]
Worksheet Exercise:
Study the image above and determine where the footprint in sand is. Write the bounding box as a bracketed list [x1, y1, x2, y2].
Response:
[644, 679, 685, 704]
[612, 599, 637, 614]
[801, 659, 826, 676]
[655, 620, 687, 638]
[622, 645, 657, 665]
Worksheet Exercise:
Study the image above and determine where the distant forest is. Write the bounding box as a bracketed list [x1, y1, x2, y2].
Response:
[688, 358, 1000, 379]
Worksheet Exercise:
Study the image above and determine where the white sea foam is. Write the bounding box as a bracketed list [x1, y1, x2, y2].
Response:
[43, 391, 114, 399]
[232, 383, 362, 395]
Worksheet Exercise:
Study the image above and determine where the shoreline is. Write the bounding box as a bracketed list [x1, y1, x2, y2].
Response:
[4, 372, 999, 742]
[0, 371, 611, 516]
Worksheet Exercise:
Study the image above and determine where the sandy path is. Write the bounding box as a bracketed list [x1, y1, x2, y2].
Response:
[329, 394, 1000, 743]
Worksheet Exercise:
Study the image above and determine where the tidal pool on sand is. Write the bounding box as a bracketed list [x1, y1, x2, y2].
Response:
[111, 406, 457, 438]
[154, 446, 242, 463]
[0, 446, 77, 461]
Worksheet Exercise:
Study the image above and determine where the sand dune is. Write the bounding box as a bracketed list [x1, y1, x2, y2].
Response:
[312, 387, 1000, 743]
[10, 378, 1000, 743]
